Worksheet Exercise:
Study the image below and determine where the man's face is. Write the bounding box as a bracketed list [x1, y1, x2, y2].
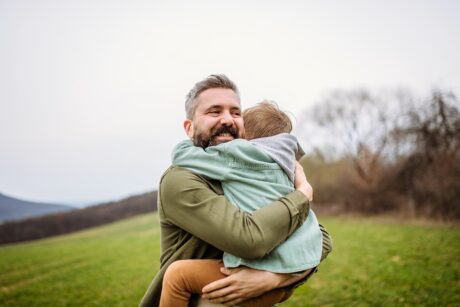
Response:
[184, 88, 244, 148]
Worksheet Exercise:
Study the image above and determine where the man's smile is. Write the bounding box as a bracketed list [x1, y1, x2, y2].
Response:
[213, 133, 235, 143]
[208, 125, 239, 145]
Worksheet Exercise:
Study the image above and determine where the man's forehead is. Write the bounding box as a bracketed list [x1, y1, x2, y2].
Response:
[197, 88, 240, 104]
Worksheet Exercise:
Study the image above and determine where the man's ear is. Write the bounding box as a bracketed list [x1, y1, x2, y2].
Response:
[183, 119, 194, 138]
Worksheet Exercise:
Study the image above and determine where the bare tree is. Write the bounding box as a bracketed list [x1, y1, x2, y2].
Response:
[299, 89, 398, 186]
[392, 91, 460, 218]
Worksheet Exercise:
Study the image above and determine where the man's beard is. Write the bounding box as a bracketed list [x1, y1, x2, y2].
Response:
[193, 125, 239, 148]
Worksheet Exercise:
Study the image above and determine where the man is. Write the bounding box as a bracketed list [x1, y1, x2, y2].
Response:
[140, 75, 332, 306]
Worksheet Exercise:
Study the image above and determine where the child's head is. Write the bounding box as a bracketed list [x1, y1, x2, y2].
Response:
[242, 100, 292, 140]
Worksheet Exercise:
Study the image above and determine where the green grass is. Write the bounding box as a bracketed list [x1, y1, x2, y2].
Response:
[289, 217, 460, 307]
[0, 214, 459, 306]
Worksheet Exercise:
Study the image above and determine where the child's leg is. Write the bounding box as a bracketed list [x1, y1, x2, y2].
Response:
[161, 258, 299, 307]
[160, 259, 226, 307]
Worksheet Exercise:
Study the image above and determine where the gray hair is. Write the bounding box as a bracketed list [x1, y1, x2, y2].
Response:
[185, 74, 240, 119]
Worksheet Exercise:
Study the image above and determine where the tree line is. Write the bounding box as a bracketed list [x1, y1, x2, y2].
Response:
[299, 88, 460, 220]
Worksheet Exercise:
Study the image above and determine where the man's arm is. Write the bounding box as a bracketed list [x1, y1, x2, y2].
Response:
[160, 166, 310, 259]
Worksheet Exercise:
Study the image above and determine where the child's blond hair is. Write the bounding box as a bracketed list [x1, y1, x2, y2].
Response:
[243, 100, 292, 140]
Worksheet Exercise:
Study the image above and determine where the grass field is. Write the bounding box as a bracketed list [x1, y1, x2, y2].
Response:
[0, 213, 459, 306]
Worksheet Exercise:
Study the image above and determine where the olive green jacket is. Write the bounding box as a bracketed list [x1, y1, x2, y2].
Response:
[139, 166, 318, 307]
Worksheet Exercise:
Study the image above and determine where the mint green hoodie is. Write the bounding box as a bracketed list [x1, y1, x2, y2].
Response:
[172, 133, 323, 273]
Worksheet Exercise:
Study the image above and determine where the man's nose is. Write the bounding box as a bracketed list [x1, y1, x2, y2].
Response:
[220, 112, 234, 125]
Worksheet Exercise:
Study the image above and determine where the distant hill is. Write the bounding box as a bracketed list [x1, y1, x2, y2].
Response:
[0, 191, 157, 244]
[0, 193, 75, 223]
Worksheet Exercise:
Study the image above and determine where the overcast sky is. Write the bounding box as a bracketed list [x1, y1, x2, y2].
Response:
[1, 0, 459, 205]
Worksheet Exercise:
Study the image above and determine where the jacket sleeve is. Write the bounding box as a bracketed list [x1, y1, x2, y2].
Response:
[159, 167, 310, 259]
[172, 140, 230, 180]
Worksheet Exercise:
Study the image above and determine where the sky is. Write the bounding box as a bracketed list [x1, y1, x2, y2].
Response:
[1, 0, 459, 206]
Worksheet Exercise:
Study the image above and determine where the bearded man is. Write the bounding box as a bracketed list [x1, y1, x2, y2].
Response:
[139, 75, 332, 307]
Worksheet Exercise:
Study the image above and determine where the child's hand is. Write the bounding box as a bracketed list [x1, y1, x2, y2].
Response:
[294, 162, 313, 202]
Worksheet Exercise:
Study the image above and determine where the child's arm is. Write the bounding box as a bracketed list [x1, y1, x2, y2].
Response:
[172, 140, 230, 180]
[172, 139, 271, 181]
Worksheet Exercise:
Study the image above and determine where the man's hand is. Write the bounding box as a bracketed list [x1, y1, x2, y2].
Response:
[201, 267, 281, 306]
[294, 162, 313, 201]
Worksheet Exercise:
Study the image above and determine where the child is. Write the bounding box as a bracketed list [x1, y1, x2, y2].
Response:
[160, 101, 326, 307]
